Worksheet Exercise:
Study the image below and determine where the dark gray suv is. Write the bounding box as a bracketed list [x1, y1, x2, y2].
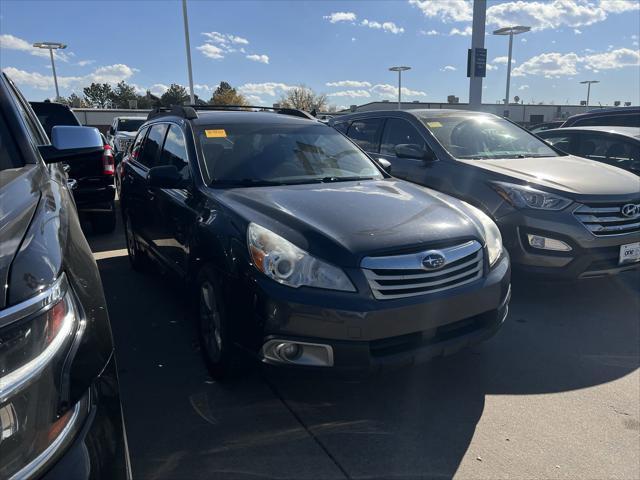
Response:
[331, 110, 640, 279]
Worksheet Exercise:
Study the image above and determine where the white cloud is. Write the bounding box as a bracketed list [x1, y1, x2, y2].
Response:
[244, 94, 265, 105]
[246, 54, 269, 64]
[518, 84, 530, 90]
[370, 83, 427, 98]
[197, 43, 225, 59]
[361, 19, 405, 34]
[148, 84, 170, 96]
[202, 31, 249, 45]
[352, 37, 357, 42]
[0, 34, 72, 62]
[521, 37, 527, 43]
[76, 60, 95, 67]
[486, 0, 638, 32]
[574, 28, 582, 34]
[492, 56, 515, 65]
[238, 82, 295, 96]
[3, 63, 138, 91]
[512, 47, 639, 77]
[420, 29, 440, 36]
[441, 65, 457, 71]
[486, 63, 498, 71]
[323, 12, 357, 23]
[409, 0, 473, 22]
[449, 26, 472, 36]
[327, 90, 371, 98]
[326, 80, 372, 88]
[194, 84, 212, 93]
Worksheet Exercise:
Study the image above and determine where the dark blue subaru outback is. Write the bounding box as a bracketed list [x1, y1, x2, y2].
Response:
[118, 105, 511, 378]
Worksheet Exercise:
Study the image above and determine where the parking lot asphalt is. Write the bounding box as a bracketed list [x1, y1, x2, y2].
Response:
[88, 214, 640, 480]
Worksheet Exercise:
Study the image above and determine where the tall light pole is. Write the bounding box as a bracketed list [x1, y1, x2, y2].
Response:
[182, 0, 195, 104]
[492, 26, 530, 105]
[580, 80, 599, 107]
[389, 66, 411, 109]
[33, 42, 66, 100]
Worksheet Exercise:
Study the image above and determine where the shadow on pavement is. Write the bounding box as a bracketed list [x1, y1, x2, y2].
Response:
[88, 222, 639, 480]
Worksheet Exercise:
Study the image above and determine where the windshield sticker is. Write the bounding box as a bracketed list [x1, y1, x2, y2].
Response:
[427, 122, 442, 128]
[205, 129, 227, 138]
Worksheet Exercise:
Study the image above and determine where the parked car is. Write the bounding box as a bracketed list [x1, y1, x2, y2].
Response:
[107, 116, 146, 157]
[561, 106, 640, 128]
[30, 101, 117, 233]
[0, 73, 130, 479]
[331, 109, 640, 279]
[538, 126, 640, 175]
[119, 105, 511, 378]
[529, 121, 564, 134]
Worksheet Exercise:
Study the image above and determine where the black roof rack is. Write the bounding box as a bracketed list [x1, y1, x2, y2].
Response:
[146, 104, 316, 121]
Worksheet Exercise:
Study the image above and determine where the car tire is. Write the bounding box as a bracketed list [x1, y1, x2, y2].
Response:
[91, 203, 117, 234]
[123, 211, 150, 272]
[195, 265, 241, 380]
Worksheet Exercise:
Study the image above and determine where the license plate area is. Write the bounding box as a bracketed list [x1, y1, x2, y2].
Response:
[619, 242, 640, 265]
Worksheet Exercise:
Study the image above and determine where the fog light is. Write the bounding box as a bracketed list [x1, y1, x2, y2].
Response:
[527, 234, 572, 251]
[261, 339, 334, 367]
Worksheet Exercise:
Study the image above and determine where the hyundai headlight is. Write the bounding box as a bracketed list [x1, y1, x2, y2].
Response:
[247, 223, 355, 292]
[493, 182, 572, 211]
[464, 204, 503, 267]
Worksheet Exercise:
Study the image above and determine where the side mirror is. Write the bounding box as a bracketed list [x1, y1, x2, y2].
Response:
[395, 143, 436, 161]
[38, 126, 104, 164]
[148, 165, 185, 189]
[377, 158, 392, 172]
[108, 126, 115, 135]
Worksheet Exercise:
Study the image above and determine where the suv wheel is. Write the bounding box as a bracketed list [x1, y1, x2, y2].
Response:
[196, 266, 239, 380]
[124, 212, 150, 271]
[91, 201, 116, 234]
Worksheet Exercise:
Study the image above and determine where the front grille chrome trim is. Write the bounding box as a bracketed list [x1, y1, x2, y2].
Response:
[361, 241, 484, 300]
[574, 203, 640, 237]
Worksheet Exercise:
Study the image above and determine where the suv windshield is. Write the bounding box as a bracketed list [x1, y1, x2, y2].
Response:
[417, 113, 559, 160]
[199, 123, 383, 186]
[117, 118, 146, 132]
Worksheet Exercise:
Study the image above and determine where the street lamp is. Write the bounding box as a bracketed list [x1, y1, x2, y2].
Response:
[389, 66, 411, 109]
[33, 42, 66, 100]
[492, 26, 530, 105]
[580, 80, 599, 107]
[182, 0, 195, 104]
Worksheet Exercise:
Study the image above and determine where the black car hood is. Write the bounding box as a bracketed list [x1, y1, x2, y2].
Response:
[0, 165, 41, 309]
[217, 179, 483, 267]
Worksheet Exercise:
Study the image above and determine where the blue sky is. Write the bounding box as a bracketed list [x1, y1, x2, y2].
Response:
[1, 0, 639, 107]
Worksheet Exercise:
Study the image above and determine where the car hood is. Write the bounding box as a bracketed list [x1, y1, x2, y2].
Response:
[115, 131, 136, 139]
[0, 165, 41, 309]
[217, 179, 483, 267]
[462, 155, 640, 195]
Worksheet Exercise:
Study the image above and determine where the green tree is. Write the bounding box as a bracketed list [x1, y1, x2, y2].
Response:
[160, 84, 189, 106]
[209, 81, 248, 105]
[83, 82, 113, 108]
[110, 81, 137, 108]
[134, 90, 159, 109]
[278, 85, 327, 112]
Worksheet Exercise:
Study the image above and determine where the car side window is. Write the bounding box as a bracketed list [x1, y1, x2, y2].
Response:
[332, 122, 350, 134]
[541, 134, 574, 154]
[577, 134, 638, 165]
[346, 118, 383, 153]
[7, 80, 48, 146]
[157, 125, 190, 181]
[130, 126, 149, 160]
[138, 123, 168, 168]
[380, 118, 427, 156]
[575, 114, 640, 127]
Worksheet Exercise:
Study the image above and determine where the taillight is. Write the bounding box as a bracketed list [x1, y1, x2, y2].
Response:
[102, 144, 115, 175]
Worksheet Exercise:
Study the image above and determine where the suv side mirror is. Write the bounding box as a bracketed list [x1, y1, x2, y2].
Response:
[148, 165, 185, 189]
[395, 143, 436, 161]
[38, 126, 104, 164]
[376, 158, 392, 172]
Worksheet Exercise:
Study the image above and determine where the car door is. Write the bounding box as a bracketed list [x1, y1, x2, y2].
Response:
[345, 118, 383, 157]
[148, 124, 199, 274]
[128, 123, 167, 248]
[377, 117, 436, 180]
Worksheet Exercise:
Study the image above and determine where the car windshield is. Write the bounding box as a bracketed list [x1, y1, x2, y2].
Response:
[417, 113, 560, 160]
[117, 119, 145, 132]
[198, 122, 383, 186]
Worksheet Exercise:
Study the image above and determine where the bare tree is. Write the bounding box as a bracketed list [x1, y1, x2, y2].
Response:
[278, 85, 327, 112]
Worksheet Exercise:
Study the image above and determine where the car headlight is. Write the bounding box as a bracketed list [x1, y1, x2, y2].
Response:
[464, 204, 503, 267]
[247, 223, 355, 292]
[492, 182, 572, 211]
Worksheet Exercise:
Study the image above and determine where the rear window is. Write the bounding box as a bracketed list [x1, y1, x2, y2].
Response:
[0, 114, 23, 171]
[573, 113, 640, 127]
[29, 102, 80, 139]
[117, 118, 146, 132]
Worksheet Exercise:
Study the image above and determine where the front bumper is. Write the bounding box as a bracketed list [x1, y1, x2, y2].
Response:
[498, 209, 640, 279]
[41, 354, 130, 480]
[242, 254, 510, 374]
